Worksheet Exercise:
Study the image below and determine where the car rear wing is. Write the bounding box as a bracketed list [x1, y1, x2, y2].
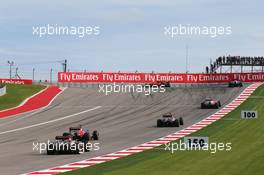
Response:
[69, 127, 81, 130]
[55, 136, 71, 140]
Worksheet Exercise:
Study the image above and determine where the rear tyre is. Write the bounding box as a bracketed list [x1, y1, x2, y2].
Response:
[157, 119, 163, 127]
[173, 119, 179, 127]
[83, 140, 90, 152]
[47, 143, 56, 155]
[83, 132, 90, 141]
[179, 117, 184, 125]
[47, 149, 55, 155]
[92, 130, 99, 140]
[73, 147, 80, 154]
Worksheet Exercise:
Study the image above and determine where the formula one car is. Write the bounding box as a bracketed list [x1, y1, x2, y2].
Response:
[47, 126, 99, 155]
[148, 81, 171, 88]
[63, 126, 99, 141]
[47, 135, 84, 155]
[228, 80, 243, 87]
[201, 98, 221, 109]
[159, 81, 171, 87]
[157, 113, 184, 127]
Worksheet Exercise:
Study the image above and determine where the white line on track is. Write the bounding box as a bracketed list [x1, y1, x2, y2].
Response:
[0, 109, 43, 127]
[0, 106, 101, 135]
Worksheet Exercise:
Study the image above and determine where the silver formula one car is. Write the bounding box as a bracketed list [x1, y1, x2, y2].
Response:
[157, 113, 184, 127]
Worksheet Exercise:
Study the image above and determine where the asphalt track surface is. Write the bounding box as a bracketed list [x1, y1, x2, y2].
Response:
[0, 84, 246, 175]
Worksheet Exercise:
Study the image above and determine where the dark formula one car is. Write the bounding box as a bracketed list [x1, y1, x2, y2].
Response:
[148, 81, 171, 88]
[228, 80, 243, 87]
[159, 81, 171, 87]
[157, 113, 184, 127]
[201, 98, 221, 109]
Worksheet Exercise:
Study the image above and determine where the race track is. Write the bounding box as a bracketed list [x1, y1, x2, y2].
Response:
[0, 84, 245, 175]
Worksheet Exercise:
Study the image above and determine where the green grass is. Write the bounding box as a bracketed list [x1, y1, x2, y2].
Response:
[0, 84, 45, 110]
[63, 85, 264, 175]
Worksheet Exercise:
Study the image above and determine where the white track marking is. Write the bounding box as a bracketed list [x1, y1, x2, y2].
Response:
[0, 106, 101, 135]
[0, 109, 43, 127]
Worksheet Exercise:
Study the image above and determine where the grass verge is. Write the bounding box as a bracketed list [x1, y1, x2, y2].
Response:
[0, 84, 45, 110]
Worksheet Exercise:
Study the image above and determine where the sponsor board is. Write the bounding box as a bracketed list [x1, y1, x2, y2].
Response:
[241, 110, 258, 119]
[0, 78, 32, 85]
[58, 72, 264, 83]
[184, 137, 209, 148]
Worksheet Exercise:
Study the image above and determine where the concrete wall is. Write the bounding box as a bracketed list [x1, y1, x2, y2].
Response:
[0, 85, 6, 96]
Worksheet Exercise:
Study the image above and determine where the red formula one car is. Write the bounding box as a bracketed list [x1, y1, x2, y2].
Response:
[201, 98, 221, 109]
[63, 126, 99, 141]
[47, 126, 99, 155]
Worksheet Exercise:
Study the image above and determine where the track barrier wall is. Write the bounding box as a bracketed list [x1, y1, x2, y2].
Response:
[58, 72, 264, 83]
[0, 78, 32, 85]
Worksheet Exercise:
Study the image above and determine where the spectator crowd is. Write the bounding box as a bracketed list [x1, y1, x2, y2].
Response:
[206, 56, 264, 73]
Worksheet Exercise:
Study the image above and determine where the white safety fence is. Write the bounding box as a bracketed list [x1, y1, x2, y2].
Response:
[0, 85, 6, 96]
